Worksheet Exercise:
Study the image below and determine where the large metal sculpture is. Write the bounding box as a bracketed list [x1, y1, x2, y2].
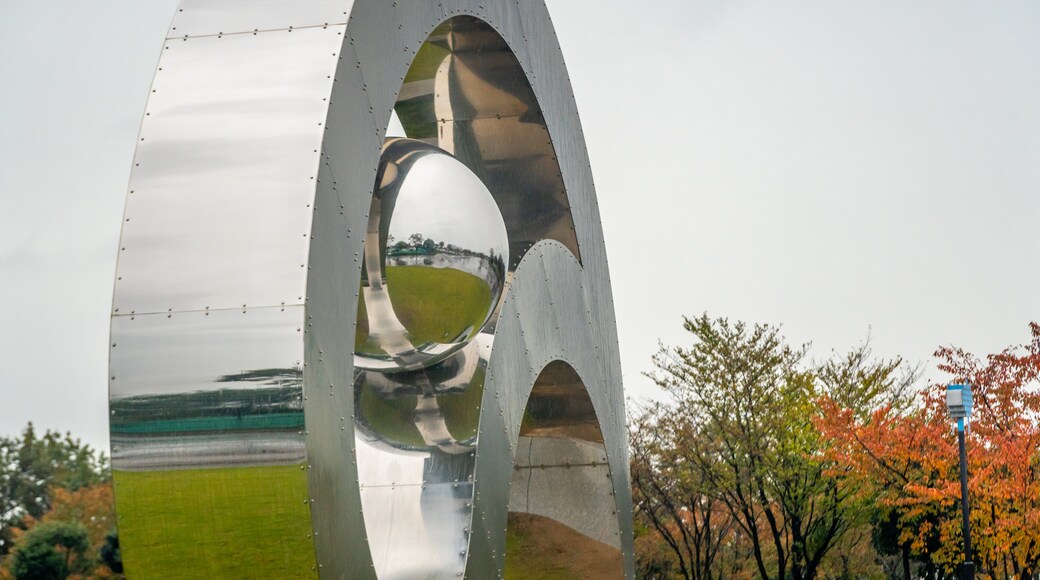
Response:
[109, 1, 632, 577]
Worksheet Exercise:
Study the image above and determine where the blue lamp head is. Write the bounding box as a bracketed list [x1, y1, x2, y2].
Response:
[946, 383, 973, 429]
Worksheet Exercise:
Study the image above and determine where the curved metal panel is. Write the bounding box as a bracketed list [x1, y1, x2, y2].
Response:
[109, 307, 316, 577]
[110, 5, 348, 576]
[468, 241, 632, 578]
[113, 26, 342, 315]
[393, 16, 581, 267]
[168, 0, 349, 37]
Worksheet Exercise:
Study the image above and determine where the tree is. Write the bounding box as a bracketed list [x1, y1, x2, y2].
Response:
[932, 322, 1040, 577]
[637, 315, 896, 580]
[631, 402, 737, 580]
[817, 386, 950, 579]
[41, 483, 115, 557]
[0, 424, 108, 557]
[819, 322, 1040, 578]
[6, 521, 90, 580]
[99, 530, 122, 575]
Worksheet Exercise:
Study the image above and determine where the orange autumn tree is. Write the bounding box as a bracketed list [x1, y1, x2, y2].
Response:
[2, 483, 120, 580]
[819, 323, 1040, 578]
[936, 323, 1040, 577]
[42, 483, 115, 559]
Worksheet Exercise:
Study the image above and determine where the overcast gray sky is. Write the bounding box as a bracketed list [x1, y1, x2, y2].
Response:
[1, 0, 1037, 451]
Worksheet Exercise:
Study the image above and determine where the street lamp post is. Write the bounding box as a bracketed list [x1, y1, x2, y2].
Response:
[946, 383, 974, 580]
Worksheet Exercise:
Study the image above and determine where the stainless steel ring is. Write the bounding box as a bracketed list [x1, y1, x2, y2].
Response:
[109, 2, 632, 578]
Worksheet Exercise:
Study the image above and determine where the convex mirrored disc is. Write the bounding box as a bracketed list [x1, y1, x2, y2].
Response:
[355, 138, 508, 373]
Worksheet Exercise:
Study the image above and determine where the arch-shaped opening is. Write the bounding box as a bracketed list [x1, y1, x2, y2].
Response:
[505, 361, 623, 579]
[393, 15, 581, 270]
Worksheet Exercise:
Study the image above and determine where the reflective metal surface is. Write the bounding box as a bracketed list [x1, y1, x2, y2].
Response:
[168, 0, 348, 37]
[356, 138, 507, 373]
[350, 138, 504, 577]
[353, 340, 488, 578]
[510, 361, 622, 553]
[467, 240, 631, 578]
[113, 27, 341, 315]
[395, 17, 581, 269]
[109, 307, 315, 577]
[110, 307, 307, 470]
[111, 1, 633, 578]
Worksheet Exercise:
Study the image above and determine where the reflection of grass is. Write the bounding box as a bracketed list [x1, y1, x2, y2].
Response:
[354, 285, 376, 354]
[114, 466, 316, 579]
[358, 366, 485, 448]
[505, 513, 624, 579]
[354, 265, 490, 447]
[396, 43, 450, 138]
[440, 366, 484, 442]
[387, 266, 491, 345]
[356, 266, 492, 352]
[505, 513, 579, 580]
[404, 42, 450, 83]
[358, 386, 425, 448]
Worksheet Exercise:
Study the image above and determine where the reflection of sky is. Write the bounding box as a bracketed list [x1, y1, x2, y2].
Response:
[355, 435, 470, 578]
[109, 306, 304, 398]
[386, 110, 406, 138]
[388, 154, 508, 260]
[107, 30, 327, 315]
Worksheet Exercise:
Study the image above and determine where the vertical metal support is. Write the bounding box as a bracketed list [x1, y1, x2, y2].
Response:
[958, 418, 974, 580]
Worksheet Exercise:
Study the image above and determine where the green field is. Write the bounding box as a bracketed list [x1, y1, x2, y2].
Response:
[356, 265, 492, 352]
[114, 465, 316, 579]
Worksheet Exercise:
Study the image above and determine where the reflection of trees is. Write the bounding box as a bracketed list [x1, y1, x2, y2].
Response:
[390, 233, 436, 257]
[388, 233, 507, 273]
[487, 248, 506, 289]
[385, 233, 507, 294]
[216, 367, 303, 386]
[110, 368, 303, 426]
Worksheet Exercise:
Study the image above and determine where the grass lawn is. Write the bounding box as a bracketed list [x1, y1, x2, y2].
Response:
[113, 465, 316, 579]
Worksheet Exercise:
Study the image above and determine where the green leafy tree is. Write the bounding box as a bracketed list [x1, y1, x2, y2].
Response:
[0, 424, 108, 557]
[631, 403, 738, 580]
[7, 521, 90, 580]
[637, 315, 912, 579]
